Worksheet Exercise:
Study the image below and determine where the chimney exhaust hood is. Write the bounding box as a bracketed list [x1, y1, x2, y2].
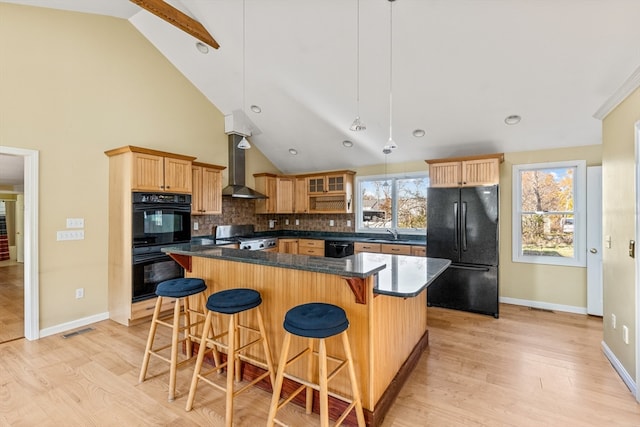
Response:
[221, 134, 267, 199]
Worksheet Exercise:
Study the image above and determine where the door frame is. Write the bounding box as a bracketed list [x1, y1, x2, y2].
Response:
[635, 120, 640, 402]
[0, 146, 39, 340]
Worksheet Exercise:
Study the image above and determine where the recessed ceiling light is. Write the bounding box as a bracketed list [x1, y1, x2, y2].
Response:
[504, 115, 521, 125]
[288, 148, 298, 155]
[342, 140, 354, 148]
[250, 105, 262, 113]
[195, 42, 209, 54]
[412, 129, 426, 137]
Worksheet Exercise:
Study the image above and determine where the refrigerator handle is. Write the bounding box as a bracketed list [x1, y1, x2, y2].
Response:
[461, 201, 467, 251]
[453, 202, 459, 252]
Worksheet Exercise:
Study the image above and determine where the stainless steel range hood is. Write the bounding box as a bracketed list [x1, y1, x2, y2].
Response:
[221, 134, 267, 199]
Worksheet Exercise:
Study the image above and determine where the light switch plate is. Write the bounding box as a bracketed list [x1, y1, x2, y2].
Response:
[57, 230, 85, 241]
[66, 218, 84, 228]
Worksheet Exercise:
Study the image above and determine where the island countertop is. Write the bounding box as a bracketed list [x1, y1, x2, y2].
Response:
[161, 244, 450, 297]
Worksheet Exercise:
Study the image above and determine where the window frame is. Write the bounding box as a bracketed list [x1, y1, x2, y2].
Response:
[355, 171, 428, 235]
[512, 160, 586, 267]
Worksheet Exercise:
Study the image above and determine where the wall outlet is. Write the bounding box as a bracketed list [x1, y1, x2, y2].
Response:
[329, 220, 335, 227]
[66, 218, 84, 228]
[623, 325, 629, 344]
[285, 219, 289, 225]
[295, 219, 300, 226]
[611, 314, 616, 329]
[347, 220, 352, 227]
[193, 222, 199, 231]
[75, 288, 84, 299]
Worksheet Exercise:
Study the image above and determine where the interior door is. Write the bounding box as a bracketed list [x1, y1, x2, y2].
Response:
[587, 166, 603, 316]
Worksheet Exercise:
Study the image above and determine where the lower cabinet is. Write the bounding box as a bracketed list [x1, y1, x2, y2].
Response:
[131, 297, 176, 321]
[278, 238, 299, 254]
[298, 239, 324, 256]
[354, 242, 381, 253]
[381, 244, 412, 255]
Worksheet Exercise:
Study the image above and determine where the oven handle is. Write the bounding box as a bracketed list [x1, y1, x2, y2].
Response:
[132, 203, 191, 212]
[133, 252, 172, 263]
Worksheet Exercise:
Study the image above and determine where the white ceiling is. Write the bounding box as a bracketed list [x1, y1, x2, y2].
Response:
[3, 0, 640, 179]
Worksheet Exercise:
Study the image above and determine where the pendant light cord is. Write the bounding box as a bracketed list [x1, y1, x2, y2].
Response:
[242, 0, 246, 112]
[356, 0, 360, 116]
[388, 0, 393, 142]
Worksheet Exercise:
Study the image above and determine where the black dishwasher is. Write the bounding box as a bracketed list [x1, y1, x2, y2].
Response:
[325, 241, 354, 258]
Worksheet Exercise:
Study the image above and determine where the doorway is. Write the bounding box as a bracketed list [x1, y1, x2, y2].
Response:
[0, 197, 24, 342]
[0, 147, 39, 340]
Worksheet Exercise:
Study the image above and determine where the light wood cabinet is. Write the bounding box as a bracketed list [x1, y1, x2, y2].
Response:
[117, 146, 195, 193]
[254, 174, 295, 214]
[380, 244, 412, 255]
[411, 246, 426, 256]
[305, 171, 355, 214]
[104, 145, 196, 326]
[294, 177, 308, 213]
[191, 161, 225, 215]
[254, 174, 278, 214]
[276, 177, 295, 213]
[298, 238, 325, 256]
[278, 238, 299, 254]
[354, 242, 381, 253]
[426, 153, 503, 188]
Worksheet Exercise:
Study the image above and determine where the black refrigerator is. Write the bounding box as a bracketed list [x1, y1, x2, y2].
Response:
[426, 185, 499, 318]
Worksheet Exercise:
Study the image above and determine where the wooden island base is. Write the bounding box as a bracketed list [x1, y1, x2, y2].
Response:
[177, 255, 432, 427]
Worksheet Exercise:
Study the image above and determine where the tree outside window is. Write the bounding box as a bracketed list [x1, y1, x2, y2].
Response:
[513, 161, 586, 267]
[357, 173, 427, 234]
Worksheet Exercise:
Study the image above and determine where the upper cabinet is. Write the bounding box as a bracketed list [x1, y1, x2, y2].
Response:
[192, 161, 226, 215]
[255, 170, 354, 214]
[426, 153, 504, 187]
[304, 171, 355, 214]
[105, 146, 196, 194]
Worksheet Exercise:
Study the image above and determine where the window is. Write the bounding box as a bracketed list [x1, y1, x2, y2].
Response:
[356, 172, 428, 235]
[512, 160, 586, 267]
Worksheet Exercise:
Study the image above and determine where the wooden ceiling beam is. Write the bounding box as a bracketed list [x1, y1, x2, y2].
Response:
[130, 0, 220, 49]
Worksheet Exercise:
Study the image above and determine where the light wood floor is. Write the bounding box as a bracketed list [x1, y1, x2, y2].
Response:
[0, 304, 638, 426]
[0, 261, 23, 343]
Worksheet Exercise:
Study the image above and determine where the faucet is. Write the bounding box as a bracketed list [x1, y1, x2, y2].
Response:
[386, 228, 398, 240]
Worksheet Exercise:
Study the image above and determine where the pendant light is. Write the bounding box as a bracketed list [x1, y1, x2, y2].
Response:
[384, 0, 397, 151]
[383, 148, 390, 188]
[349, 0, 366, 132]
[237, 0, 251, 150]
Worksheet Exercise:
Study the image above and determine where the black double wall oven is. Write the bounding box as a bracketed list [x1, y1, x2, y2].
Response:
[132, 193, 191, 302]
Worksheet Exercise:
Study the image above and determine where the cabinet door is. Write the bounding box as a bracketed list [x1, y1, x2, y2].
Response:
[326, 174, 345, 192]
[132, 152, 165, 191]
[191, 166, 204, 214]
[428, 162, 461, 188]
[461, 158, 500, 186]
[294, 177, 308, 213]
[278, 239, 298, 254]
[277, 177, 295, 213]
[411, 246, 426, 256]
[201, 167, 222, 214]
[163, 157, 192, 193]
[255, 175, 277, 214]
[308, 176, 325, 194]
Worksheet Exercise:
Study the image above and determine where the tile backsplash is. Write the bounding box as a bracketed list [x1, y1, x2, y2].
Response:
[191, 198, 355, 236]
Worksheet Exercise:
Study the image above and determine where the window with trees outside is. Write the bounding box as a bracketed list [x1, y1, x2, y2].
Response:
[356, 172, 428, 234]
[512, 160, 586, 267]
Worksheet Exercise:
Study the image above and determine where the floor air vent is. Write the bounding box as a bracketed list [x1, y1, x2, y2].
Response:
[62, 327, 95, 339]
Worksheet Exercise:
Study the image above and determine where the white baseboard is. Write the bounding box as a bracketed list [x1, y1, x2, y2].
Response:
[601, 340, 637, 395]
[39, 312, 110, 338]
[499, 297, 587, 315]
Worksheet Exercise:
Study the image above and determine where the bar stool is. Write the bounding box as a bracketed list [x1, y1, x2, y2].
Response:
[267, 302, 365, 427]
[185, 288, 275, 427]
[139, 277, 207, 402]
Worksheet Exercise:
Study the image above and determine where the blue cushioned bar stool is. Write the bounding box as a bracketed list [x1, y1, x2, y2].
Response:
[185, 288, 275, 427]
[139, 277, 207, 402]
[267, 303, 365, 427]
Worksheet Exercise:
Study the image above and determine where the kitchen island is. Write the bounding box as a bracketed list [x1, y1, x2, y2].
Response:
[161, 244, 449, 426]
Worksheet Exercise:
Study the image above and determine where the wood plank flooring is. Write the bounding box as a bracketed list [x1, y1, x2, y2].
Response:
[0, 261, 23, 343]
[0, 304, 638, 426]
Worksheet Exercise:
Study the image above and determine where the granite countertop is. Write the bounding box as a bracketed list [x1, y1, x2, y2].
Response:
[192, 231, 427, 247]
[162, 244, 450, 298]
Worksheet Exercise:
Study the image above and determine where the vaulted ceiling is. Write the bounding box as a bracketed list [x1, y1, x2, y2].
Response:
[3, 0, 640, 175]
